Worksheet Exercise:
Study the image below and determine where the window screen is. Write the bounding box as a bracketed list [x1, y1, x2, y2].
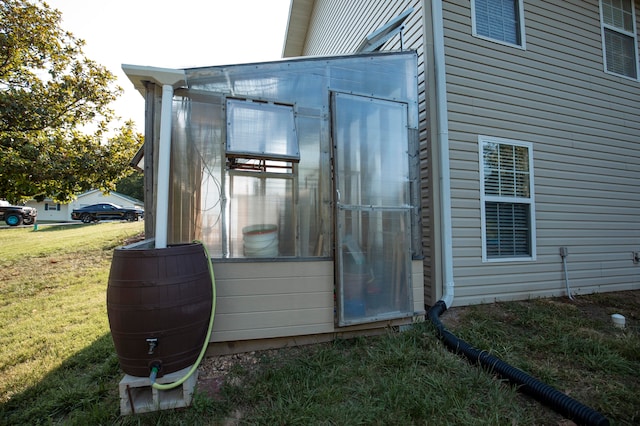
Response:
[473, 0, 523, 46]
[481, 137, 535, 260]
[601, 0, 638, 79]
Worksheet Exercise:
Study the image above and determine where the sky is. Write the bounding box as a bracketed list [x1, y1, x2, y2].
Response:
[45, 0, 292, 132]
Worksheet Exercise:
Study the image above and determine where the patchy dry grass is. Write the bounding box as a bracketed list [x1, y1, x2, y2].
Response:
[189, 291, 639, 425]
[440, 292, 640, 425]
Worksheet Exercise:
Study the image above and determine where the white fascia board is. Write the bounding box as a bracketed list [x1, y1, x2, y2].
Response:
[122, 64, 187, 96]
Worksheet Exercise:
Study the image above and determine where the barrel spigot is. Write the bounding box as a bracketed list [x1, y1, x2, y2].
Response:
[146, 338, 158, 355]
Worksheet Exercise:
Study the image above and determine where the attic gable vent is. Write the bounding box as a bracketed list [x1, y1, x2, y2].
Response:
[356, 8, 414, 53]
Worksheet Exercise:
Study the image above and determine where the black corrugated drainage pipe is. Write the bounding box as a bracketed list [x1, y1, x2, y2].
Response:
[428, 300, 609, 426]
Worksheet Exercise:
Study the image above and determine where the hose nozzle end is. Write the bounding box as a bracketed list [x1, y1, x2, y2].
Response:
[149, 364, 161, 384]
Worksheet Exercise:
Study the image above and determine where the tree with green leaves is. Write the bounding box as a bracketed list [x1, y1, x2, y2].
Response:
[0, 0, 143, 203]
[116, 172, 144, 202]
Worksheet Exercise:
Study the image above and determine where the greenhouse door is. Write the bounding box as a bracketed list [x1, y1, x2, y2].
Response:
[332, 92, 413, 326]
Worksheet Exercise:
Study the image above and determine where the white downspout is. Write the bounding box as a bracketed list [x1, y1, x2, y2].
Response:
[121, 65, 186, 250]
[432, 0, 455, 308]
[155, 84, 174, 249]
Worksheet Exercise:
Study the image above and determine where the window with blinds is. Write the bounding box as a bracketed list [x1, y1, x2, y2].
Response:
[471, 0, 525, 47]
[480, 137, 536, 261]
[600, 0, 638, 79]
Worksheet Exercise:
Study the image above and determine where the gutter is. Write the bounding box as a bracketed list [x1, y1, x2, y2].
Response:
[155, 82, 177, 249]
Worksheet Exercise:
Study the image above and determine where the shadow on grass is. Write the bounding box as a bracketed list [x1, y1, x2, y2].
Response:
[32, 223, 89, 232]
[0, 333, 122, 425]
[0, 333, 225, 426]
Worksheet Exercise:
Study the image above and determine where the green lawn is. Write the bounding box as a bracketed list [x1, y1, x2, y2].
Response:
[0, 223, 638, 425]
[0, 223, 143, 424]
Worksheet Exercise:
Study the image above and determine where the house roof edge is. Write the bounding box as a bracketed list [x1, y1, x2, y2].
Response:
[282, 0, 315, 58]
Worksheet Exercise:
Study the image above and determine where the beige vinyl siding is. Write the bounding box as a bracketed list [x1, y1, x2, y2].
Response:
[209, 260, 424, 343]
[443, 0, 640, 305]
[210, 262, 333, 342]
[304, 0, 411, 55]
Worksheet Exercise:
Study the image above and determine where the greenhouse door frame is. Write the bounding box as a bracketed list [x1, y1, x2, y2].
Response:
[331, 91, 414, 327]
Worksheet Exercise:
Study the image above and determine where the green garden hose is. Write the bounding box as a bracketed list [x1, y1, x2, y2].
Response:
[151, 241, 216, 390]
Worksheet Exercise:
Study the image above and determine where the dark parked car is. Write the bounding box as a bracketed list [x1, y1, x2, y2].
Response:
[71, 203, 143, 223]
[0, 200, 37, 226]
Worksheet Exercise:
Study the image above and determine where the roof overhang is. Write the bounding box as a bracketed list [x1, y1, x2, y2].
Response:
[121, 64, 187, 96]
[282, 0, 315, 58]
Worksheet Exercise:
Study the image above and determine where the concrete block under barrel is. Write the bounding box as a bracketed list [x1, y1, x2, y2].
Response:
[119, 366, 197, 415]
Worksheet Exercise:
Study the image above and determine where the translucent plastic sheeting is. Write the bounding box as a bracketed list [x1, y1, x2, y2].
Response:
[226, 99, 299, 160]
[333, 93, 410, 208]
[338, 209, 413, 324]
[165, 52, 419, 260]
[332, 92, 413, 325]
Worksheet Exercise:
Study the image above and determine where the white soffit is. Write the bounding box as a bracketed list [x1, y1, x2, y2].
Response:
[282, 0, 315, 58]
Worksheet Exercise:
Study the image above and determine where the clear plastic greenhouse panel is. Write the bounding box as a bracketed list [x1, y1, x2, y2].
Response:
[166, 52, 420, 262]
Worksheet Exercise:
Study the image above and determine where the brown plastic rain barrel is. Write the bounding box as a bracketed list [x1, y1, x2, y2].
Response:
[107, 243, 212, 378]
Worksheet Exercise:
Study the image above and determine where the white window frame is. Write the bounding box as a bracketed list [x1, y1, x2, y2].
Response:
[599, 0, 639, 80]
[479, 136, 536, 262]
[471, 0, 526, 49]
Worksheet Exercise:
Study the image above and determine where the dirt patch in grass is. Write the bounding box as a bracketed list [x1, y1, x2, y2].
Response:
[121, 232, 146, 246]
[197, 352, 263, 399]
[440, 290, 640, 330]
